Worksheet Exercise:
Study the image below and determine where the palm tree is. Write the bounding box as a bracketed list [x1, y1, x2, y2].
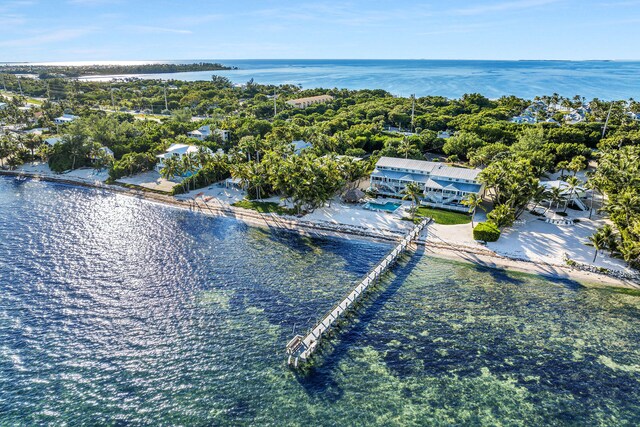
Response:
[547, 186, 564, 213]
[195, 146, 212, 168]
[606, 190, 640, 229]
[588, 231, 606, 263]
[585, 174, 601, 219]
[487, 204, 516, 228]
[402, 182, 423, 219]
[598, 224, 617, 256]
[461, 193, 485, 228]
[160, 156, 180, 181]
[397, 138, 415, 160]
[528, 184, 550, 214]
[563, 176, 581, 213]
[22, 134, 41, 159]
[181, 152, 199, 191]
[619, 240, 640, 267]
[0, 138, 17, 168]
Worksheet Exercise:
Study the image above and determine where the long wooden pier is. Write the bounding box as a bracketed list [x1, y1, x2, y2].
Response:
[285, 218, 430, 367]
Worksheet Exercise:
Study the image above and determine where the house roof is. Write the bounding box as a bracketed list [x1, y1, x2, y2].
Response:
[157, 143, 203, 159]
[541, 180, 586, 195]
[43, 137, 62, 145]
[375, 157, 482, 181]
[54, 114, 79, 122]
[100, 146, 114, 156]
[291, 140, 312, 153]
[286, 95, 334, 105]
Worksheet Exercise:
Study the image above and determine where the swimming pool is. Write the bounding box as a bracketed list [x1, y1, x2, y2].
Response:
[363, 201, 402, 212]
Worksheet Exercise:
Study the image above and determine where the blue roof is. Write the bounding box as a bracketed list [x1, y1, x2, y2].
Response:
[371, 169, 429, 183]
[429, 177, 481, 193]
[372, 169, 481, 193]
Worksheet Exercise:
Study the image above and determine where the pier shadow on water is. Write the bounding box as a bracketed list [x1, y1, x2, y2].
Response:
[292, 246, 426, 401]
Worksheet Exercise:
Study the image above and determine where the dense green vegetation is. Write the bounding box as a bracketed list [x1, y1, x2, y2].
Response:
[0, 63, 235, 79]
[1, 72, 640, 265]
[589, 147, 640, 267]
[473, 222, 501, 242]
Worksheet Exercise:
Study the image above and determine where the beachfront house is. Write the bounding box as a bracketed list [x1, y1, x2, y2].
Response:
[187, 125, 229, 142]
[286, 94, 334, 109]
[437, 130, 453, 139]
[563, 111, 584, 125]
[369, 157, 484, 212]
[511, 115, 537, 124]
[155, 143, 212, 176]
[89, 146, 114, 165]
[626, 111, 640, 121]
[22, 127, 49, 136]
[541, 180, 588, 211]
[54, 114, 79, 125]
[291, 140, 313, 155]
[43, 137, 63, 146]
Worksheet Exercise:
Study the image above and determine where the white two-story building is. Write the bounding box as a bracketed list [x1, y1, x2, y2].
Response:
[54, 114, 79, 125]
[156, 143, 213, 176]
[370, 157, 484, 212]
[187, 125, 229, 142]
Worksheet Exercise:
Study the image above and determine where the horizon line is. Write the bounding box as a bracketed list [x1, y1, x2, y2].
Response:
[2, 58, 640, 65]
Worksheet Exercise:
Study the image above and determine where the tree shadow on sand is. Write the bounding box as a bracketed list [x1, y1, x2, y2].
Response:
[456, 252, 585, 290]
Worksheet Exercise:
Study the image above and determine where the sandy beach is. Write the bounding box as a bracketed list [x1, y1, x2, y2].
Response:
[2, 164, 638, 291]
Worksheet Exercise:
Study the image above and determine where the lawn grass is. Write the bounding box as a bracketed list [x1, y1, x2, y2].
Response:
[232, 200, 297, 215]
[415, 206, 471, 225]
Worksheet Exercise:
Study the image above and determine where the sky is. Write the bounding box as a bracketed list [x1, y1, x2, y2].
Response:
[0, 0, 639, 62]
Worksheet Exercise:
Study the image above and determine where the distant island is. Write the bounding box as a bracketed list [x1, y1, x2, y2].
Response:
[0, 62, 237, 79]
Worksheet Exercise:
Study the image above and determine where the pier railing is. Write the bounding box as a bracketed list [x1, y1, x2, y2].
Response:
[286, 217, 430, 367]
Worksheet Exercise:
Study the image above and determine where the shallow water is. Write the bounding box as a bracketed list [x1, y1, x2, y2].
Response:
[1, 176, 639, 426]
[76, 59, 640, 100]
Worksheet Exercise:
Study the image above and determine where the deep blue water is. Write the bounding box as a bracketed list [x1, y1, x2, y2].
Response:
[1, 176, 640, 426]
[76, 59, 640, 100]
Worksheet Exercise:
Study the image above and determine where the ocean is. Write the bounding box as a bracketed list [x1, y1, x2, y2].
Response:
[1, 176, 639, 425]
[71, 59, 640, 100]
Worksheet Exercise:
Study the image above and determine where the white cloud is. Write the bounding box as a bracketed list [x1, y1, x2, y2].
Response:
[67, 0, 123, 5]
[172, 14, 224, 26]
[0, 28, 93, 48]
[599, 0, 640, 5]
[451, 0, 561, 16]
[129, 25, 193, 35]
[0, 14, 27, 28]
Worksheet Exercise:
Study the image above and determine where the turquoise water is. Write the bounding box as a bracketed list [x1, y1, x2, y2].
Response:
[364, 201, 402, 212]
[1, 176, 640, 425]
[78, 59, 640, 99]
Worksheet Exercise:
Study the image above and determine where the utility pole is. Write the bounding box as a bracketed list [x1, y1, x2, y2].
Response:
[1, 74, 6, 91]
[411, 94, 416, 132]
[46, 81, 51, 100]
[164, 83, 168, 111]
[18, 77, 23, 97]
[110, 87, 116, 111]
[602, 103, 613, 139]
[273, 88, 277, 117]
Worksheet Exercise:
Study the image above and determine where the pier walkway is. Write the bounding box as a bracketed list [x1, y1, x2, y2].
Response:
[286, 218, 430, 367]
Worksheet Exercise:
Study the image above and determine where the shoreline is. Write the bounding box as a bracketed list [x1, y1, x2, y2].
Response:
[2, 169, 638, 290]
